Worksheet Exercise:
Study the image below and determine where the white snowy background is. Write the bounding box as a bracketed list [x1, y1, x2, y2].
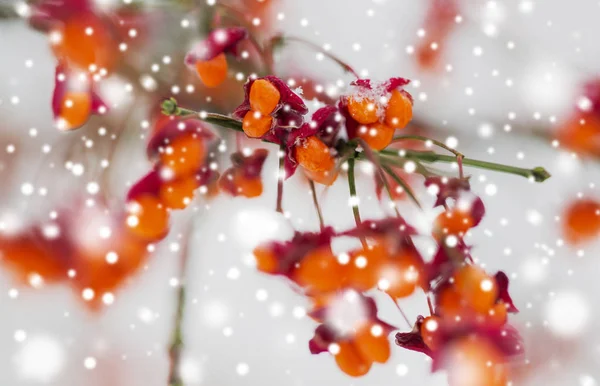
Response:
[0, 0, 599, 385]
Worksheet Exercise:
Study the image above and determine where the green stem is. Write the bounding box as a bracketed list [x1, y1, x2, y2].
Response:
[380, 163, 422, 209]
[168, 222, 195, 386]
[391, 135, 463, 158]
[376, 152, 434, 178]
[383, 149, 551, 182]
[309, 179, 325, 230]
[162, 99, 551, 184]
[347, 157, 367, 249]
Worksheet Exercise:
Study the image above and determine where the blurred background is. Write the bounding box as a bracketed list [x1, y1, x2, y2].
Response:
[0, 0, 599, 385]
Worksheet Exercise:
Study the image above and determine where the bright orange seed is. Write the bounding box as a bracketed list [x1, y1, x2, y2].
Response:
[253, 246, 278, 273]
[562, 199, 600, 245]
[354, 324, 391, 363]
[249, 79, 281, 115]
[420, 316, 442, 351]
[437, 285, 467, 321]
[356, 122, 395, 151]
[347, 243, 388, 291]
[334, 341, 372, 377]
[454, 265, 498, 314]
[292, 246, 344, 293]
[60, 91, 92, 130]
[385, 90, 413, 129]
[486, 302, 508, 328]
[303, 167, 339, 186]
[159, 176, 198, 210]
[242, 110, 273, 138]
[445, 337, 508, 386]
[433, 208, 474, 239]
[347, 96, 379, 124]
[125, 194, 169, 241]
[159, 133, 206, 178]
[556, 115, 600, 157]
[233, 172, 263, 198]
[51, 16, 115, 71]
[380, 253, 422, 299]
[296, 136, 335, 173]
[195, 52, 228, 88]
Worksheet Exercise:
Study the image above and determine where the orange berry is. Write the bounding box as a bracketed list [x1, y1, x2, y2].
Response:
[292, 246, 344, 293]
[51, 16, 115, 71]
[486, 302, 508, 328]
[444, 337, 508, 386]
[75, 229, 148, 299]
[563, 199, 600, 244]
[303, 167, 339, 186]
[556, 115, 600, 157]
[159, 133, 206, 178]
[159, 176, 198, 210]
[454, 265, 498, 314]
[385, 90, 413, 129]
[195, 52, 228, 88]
[60, 91, 92, 130]
[438, 285, 467, 322]
[125, 194, 169, 240]
[379, 253, 422, 299]
[296, 136, 335, 173]
[347, 96, 379, 124]
[433, 208, 474, 238]
[242, 110, 273, 138]
[420, 316, 443, 351]
[249, 79, 281, 115]
[417, 44, 439, 70]
[253, 246, 278, 273]
[234, 173, 263, 198]
[334, 341, 372, 377]
[347, 244, 388, 291]
[354, 324, 391, 363]
[356, 122, 395, 151]
[0, 236, 66, 284]
[310, 292, 336, 312]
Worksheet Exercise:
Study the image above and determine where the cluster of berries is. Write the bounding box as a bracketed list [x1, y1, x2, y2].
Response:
[125, 116, 216, 242]
[0, 200, 150, 309]
[251, 175, 523, 382]
[554, 80, 600, 245]
[127, 112, 274, 242]
[253, 218, 424, 376]
[15, 3, 549, 380]
[398, 178, 522, 386]
[555, 79, 600, 158]
[30, 0, 136, 130]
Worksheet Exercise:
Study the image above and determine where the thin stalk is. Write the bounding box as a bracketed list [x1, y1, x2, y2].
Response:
[354, 138, 401, 217]
[384, 149, 551, 182]
[380, 163, 422, 209]
[391, 135, 463, 158]
[214, 3, 274, 74]
[457, 155, 464, 179]
[308, 179, 325, 230]
[347, 157, 367, 249]
[377, 167, 402, 218]
[272, 35, 359, 78]
[168, 221, 195, 386]
[427, 295, 434, 316]
[387, 294, 412, 329]
[375, 152, 434, 177]
[276, 145, 285, 213]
